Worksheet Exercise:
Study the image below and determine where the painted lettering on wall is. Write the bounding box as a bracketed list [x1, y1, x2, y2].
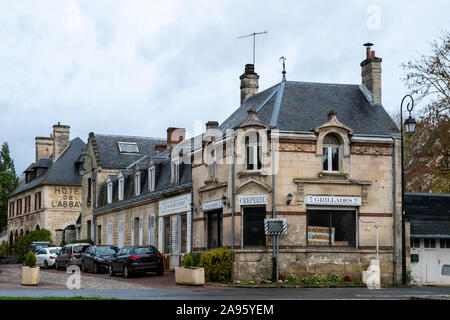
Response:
[52, 187, 81, 208]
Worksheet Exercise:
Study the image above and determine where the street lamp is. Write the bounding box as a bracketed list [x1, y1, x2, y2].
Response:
[400, 94, 417, 285]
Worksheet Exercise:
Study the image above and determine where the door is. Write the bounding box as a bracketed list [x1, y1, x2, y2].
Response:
[35, 249, 45, 266]
[118, 221, 124, 248]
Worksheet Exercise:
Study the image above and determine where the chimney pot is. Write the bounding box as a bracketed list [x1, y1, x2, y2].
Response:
[361, 42, 382, 103]
[52, 123, 70, 161]
[240, 64, 259, 105]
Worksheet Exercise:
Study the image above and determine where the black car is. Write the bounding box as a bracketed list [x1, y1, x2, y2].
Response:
[81, 245, 119, 273]
[109, 246, 164, 278]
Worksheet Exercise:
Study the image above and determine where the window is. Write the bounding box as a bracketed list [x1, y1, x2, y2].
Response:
[118, 142, 139, 154]
[16, 199, 22, 215]
[34, 192, 41, 210]
[208, 149, 217, 179]
[180, 214, 187, 253]
[148, 166, 155, 192]
[322, 133, 341, 172]
[208, 210, 222, 249]
[440, 239, 450, 249]
[164, 217, 171, 254]
[97, 225, 102, 245]
[171, 159, 179, 184]
[411, 238, 421, 248]
[118, 176, 124, 201]
[134, 172, 141, 196]
[424, 238, 436, 248]
[87, 178, 92, 203]
[307, 210, 356, 247]
[9, 202, 14, 217]
[245, 133, 262, 171]
[87, 220, 92, 240]
[24, 196, 31, 213]
[243, 207, 266, 247]
[107, 181, 113, 204]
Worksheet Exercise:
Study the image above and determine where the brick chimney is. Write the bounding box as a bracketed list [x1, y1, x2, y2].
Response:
[167, 127, 185, 149]
[361, 43, 382, 103]
[240, 64, 259, 105]
[35, 136, 53, 162]
[155, 144, 167, 153]
[52, 123, 70, 161]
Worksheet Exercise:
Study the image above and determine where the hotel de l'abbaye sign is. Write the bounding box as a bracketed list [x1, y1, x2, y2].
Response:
[51, 187, 82, 209]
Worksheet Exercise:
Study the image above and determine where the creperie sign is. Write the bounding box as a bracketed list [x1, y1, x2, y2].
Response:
[305, 195, 361, 206]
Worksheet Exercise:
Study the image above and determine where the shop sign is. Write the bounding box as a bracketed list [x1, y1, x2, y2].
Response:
[305, 195, 361, 206]
[307, 226, 335, 246]
[159, 193, 191, 216]
[238, 195, 267, 206]
[202, 200, 222, 212]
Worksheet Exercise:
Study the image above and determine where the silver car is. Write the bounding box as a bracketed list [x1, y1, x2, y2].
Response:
[55, 243, 91, 270]
[35, 247, 61, 269]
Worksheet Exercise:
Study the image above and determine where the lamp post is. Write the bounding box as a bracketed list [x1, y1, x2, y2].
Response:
[400, 94, 417, 285]
[78, 152, 96, 243]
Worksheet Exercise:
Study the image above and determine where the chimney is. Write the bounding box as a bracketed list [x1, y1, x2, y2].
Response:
[240, 64, 259, 105]
[155, 144, 167, 153]
[167, 127, 185, 149]
[52, 123, 70, 161]
[205, 121, 219, 130]
[35, 136, 53, 162]
[361, 42, 382, 103]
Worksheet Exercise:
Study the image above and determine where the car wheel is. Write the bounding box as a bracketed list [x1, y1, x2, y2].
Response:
[157, 267, 164, 276]
[109, 265, 115, 276]
[93, 263, 98, 274]
[44, 260, 48, 269]
[124, 266, 131, 278]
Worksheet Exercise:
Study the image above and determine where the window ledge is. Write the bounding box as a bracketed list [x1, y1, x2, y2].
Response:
[204, 178, 218, 185]
[237, 170, 266, 178]
[318, 172, 348, 179]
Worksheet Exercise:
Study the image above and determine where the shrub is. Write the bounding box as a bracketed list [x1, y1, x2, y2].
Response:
[13, 229, 52, 262]
[306, 274, 322, 285]
[0, 241, 10, 257]
[287, 274, 299, 285]
[200, 247, 232, 282]
[24, 252, 36, 267]
[183, 255, 194, 268]
[189, 252, 202, 267]
[327, 272, 340, 283]
[343, 274, 352, 282]
[278, 273, 286, 281]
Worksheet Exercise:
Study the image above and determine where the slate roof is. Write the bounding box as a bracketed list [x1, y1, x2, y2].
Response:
[93, 134, 166, 169]
[405, 192, 450, 221]
[219, 81, 400, 136]
[410, 220, 450, 238]
[94, 151, 192, 212]
[10, 138, 86, 197]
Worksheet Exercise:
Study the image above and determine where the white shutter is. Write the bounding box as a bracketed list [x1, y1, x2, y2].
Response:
[158, 217, 163, 252]
[171, 216, 178, 254]
[139, 216, 143, 246]
[118, 221, 124, 248]
[107, 222, 113, 245]
[148, 214, 155, 246]
[187, 211, 191, 253]
[131, 218, 135, 246]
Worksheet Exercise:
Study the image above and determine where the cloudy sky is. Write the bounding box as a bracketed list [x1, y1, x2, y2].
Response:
[1, 0, 449, 173]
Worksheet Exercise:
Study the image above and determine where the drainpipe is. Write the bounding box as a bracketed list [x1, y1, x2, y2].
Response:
[190, 137, 194, 254]
[271, 133, 277, 281]
[231, 135, 235, 252]
[392, 136, 397, 283]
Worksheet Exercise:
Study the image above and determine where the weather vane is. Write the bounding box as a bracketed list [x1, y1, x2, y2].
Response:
[237, 31, 268, 66]
[279, 56, 286, 81]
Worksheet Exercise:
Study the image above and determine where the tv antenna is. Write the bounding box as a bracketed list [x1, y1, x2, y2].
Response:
[237, 31, 268, 66]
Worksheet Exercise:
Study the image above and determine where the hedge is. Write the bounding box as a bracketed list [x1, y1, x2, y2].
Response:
[199, 247, 232, 283]
[13, 229, 52, 262]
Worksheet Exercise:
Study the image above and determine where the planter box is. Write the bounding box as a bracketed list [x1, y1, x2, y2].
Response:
[175, 267, 205, 285]
[21, 266, 40, 286]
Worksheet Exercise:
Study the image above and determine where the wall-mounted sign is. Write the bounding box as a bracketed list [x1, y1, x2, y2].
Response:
[305, 195, 361, 206]
[264, 218, 287, 235]
[202, 200, 222, 212]
[238, 195, 267, 206]
[308, 226, 335, 246]
[159, 193, 191, 216]
[51, 187, 82, 208]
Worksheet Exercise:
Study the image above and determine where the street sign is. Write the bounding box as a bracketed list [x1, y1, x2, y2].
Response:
[264, 218, 287, 236]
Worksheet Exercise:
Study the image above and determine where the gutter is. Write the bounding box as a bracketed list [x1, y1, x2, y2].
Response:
[392, 136, 397, 283]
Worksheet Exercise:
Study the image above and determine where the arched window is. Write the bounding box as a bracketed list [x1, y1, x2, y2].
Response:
[35, 225, 40, 231]
[322, 133, 342, 172]
[245, 132, 262, 171]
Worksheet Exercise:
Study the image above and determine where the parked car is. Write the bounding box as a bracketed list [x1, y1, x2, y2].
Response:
[81, 245, 119, 274]
[55, 243, 91, 270]
[35, 247, 61, 269]
[109, 246, 164, 278]
[29, 241, 51, 253]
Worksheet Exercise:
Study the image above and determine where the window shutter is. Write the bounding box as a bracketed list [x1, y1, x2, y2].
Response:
[149, 214, 155, 246]
[107, 222, 113, 245]
[158, 217, 163, 252]
[131, 218, 135, 246]
[118, 221, 124, 248]
[139, 216, 143, 246]
[187, 211, 191, 253]
[171, 216, 178, 254]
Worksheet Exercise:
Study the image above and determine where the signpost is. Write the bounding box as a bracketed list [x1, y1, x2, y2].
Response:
[265, 218, 287, 282]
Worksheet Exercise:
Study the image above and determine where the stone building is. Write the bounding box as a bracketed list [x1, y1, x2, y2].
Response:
[79, 133, 166, 243]
[7, 124, 86, 245]
[92, 128, 192, 270]
[190, 43, 404, 284]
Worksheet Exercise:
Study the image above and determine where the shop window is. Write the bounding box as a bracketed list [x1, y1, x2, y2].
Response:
[208, 210, 223, 249]
[307, 210, 355, 247]
[440, 239, 450, 249]
[322, 133, 341, 172]
[411, 238, 421, 248]
[424, 238, 436, 248]
[164, 217, 171, 254]
[243, 207, 266, 247]
[245, 132, 262, 171]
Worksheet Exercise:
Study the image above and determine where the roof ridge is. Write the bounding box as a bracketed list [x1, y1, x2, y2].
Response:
[95, 133, 165, 140]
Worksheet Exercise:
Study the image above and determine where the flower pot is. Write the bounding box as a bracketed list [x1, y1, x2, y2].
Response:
[21, 266, 40, 286]
[175, 267, 205, 285]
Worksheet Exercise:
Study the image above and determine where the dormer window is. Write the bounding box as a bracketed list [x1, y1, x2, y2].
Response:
[107, 180, 113, 204]
[322, 133, 342, 172]
[118, 175, 124, 201]
[148, 166, 156, 192]
[134, 172, 141, 196]
[118, 142, 139, 154]
[245, 132, 262, 171]
[171, 159, 180, 184]
[208, 150, 217, 179]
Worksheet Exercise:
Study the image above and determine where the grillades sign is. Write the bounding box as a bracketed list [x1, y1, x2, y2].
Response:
[305, 195, 361, 206]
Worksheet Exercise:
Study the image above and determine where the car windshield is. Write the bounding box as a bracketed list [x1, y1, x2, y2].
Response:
[49, 248, 60, 254]
[96, 246, 118, 255]
[73, 245, 90, 253]
[134, 247, 156, 255]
